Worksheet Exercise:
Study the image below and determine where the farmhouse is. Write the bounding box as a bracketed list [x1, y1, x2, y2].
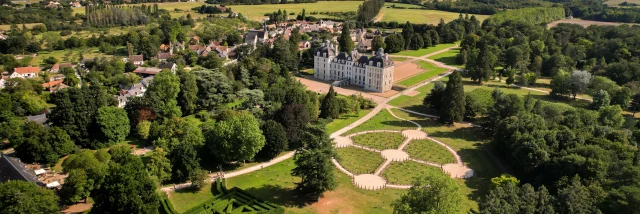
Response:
[117, 76, 153, 108]
[314, 41, 394, 93]
[10, 66, 39, 79]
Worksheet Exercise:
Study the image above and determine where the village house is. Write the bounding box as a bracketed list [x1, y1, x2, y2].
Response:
[357, 39, 373, 52]
[10, 66, 39, 79]
[49, 63, 74, 73]
[79, 58, 94, 68]
[208, 41, 235, 59]
[157, 52, 172, 62]
[298, 40, 311, 50]
[189, 45, 211, 57]
[117, 76, 153, 108]
[70, 1, 81, 7]
[41, 80, 68, 93]
[133, 67, 163, 77]
[158, 62, 178, 73]
[244, 29, 268, 47]
[126, 55, 144, 66]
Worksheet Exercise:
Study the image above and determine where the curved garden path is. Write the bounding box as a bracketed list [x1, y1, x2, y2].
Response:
[162, 45, 463, 193]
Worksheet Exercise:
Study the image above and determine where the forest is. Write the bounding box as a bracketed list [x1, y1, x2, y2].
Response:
[0, 5, 77, 25]
[84, 4, 161, 27]
[487, 7, 565, 25]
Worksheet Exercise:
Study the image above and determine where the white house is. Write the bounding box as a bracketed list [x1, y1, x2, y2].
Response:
[10, 66, 40, 79]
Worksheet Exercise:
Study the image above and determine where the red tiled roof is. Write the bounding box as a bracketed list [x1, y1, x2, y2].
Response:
[14, 66, 40, 74]
[42, 80, 64, 88]
[133, 67, 163, 75]
[129, 55, 144, 62]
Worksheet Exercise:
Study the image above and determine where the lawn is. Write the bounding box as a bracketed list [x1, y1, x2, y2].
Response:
[167, 183, 216, 213]
[32, 47, 119, 66]
[396, 60, 448, 87]
[352, 132, 405, 150]
[326, 109, 372, 134]
[393, 43, 458, 57]
[388, 76, 448, 114]
[226, 158, 407, 213]
[405, 139, 457, 164]
[336, 147, 385, 175]
[428, 47, 463, 68]
[391, 109, 503, 211]
[380, 8, 489, 25]
[391, 56, 408, 61]
[382, 161, 445, 185]
[343, 108, 417, 135]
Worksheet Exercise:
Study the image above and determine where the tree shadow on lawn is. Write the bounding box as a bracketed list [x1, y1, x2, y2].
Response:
[243, 184, 307, 208]
[433, 56, 459, 66]
[459, 147, 503, 204]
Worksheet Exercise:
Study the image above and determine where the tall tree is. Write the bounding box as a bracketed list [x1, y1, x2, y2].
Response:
[393, 171, 464, 214]
[384, 34, 404, 53]
[402, 21, 414, 50]
[630, 93, 640, 116]
[258, 120, 288, 160]
[145, 147, 172, 184]
[439, 71, 465, 124]
[371, 35, 386, 51]
[94, 106, 130, 146]
[592, 89, 610, 110]
[59, 169, 93, 204]
[338, 24, 354, 52]
[423, 81, 446, 110]
[145, 70, 181, 118]
[177, 69, 198, 115]
[319, 86, 340, 119]
[568, 70, 592, 99]
[92, 158, 160, 214]
[169, 143, 200, 182]
[204, 111, 265, 162]
[0, 181, 60, 214]
[291, 124, 336, 201]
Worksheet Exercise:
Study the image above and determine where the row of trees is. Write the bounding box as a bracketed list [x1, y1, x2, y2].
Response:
[84, 4, 159, 27]
[486, 7, 566, 25]
[355, 0, 384, 24]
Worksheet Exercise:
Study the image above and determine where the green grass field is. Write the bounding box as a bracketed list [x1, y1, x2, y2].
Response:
[606, 0, 640, 5]
[391, 56, 408, 61]
[380, 8, 489, 25]
[390, 109, 502, 211]
[32, 47, 118, 66]
[326, 109, 372, 134]
[168, 183, 216, 213]
[396, 60, 448, 87]
[0, 23, 42, 31]
[383, 161, 445, 185]
[352, 132, 405, 150]
[226, 158, 406, 213]
[394, 43, 457, 57]
[343, 108, 417, 135]
[336, 147, 385, 174]
[428, 47, 463, 68]
[405, 139, 457, 164]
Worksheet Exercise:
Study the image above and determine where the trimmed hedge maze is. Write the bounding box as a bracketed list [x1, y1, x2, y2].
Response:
[163, 178, 284, 214]
[352, 132, 405, 150]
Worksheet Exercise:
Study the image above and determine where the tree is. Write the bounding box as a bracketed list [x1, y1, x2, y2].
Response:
[146, 147, 172, 184]
[611, 87, 632, 109]
[189, 169, 207, 191]
[92, 158, 160, 214]
[490, 174, 520, 188]
[505, 67, 516, 85]
[291, 124, 336, 201]
[557, 176, 602, 214]
[279, 104, 312, 148]
[177, 69, 198, 115]
[0, 181, 60, 214]
[319, 86, 340, 119]
[48, 86, 115, 148]
[393, 171, 464, 214]
[630, 93, 640, 116]
[258, 120, 288, 160]
[137, 120, 151, 140]
[439, 71, 465, 124]
[14, 122, 74, 165]
[94, 106, 130, 146]
[338, 24, 354, 52]
[371, 35, 385, 51]
[402, 21, 414, 50]
[423, 81, 446, 110]
[194, 69, 234, 110]
[550, 70, 571, 97]
[409, 33, 424, 50]
[384, 34, 404, 53]
[598, 105, 624, 128]
[592, 89, 610, 110]
[145, 70, 181, 118]
[170, 144, 200, 182]
[198, 54, 223, 70]
[59, 169, 93, 204]
[204, 111, 265, 162]
[569, 70, 592, 99]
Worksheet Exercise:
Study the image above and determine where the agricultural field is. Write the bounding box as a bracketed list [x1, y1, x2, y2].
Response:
[394, 43, 458, 57]
[31, 47, 120, 66]
[352, 132, 405, 150]
[336, 147, 385, 174]
[547, 18, 638, 28]
[405, 139, 457, 164]
[605, 0, 640, 6]
[396, 60, 448, 87]
[380, 8, 489, 25]
[382, 161, 445, 185]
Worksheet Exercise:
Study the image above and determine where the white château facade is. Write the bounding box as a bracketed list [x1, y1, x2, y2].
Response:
[314, 41, 394, 93]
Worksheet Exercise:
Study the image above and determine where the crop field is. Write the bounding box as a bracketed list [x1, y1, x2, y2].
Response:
[0, 23, 42, 31]
[547, 19, 638, 28]
[73, 1, 363, 20]
[606, 0, 640, 5]
[380, 8, 489, 25]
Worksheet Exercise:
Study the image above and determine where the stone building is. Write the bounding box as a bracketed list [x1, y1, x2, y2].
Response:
[313, 41, 394, 92]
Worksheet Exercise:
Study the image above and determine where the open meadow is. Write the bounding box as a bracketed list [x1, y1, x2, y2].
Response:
[380, 7, 489, 25]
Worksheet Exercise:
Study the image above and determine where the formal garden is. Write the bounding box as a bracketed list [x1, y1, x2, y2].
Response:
[382, 161, 446, 185]
[352, 132, 405, 150]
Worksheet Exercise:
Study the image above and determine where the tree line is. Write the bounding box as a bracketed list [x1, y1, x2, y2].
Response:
[486, 7, 566, 26]
[355, 0, 384, 25]
[84, 4, 159, 27]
